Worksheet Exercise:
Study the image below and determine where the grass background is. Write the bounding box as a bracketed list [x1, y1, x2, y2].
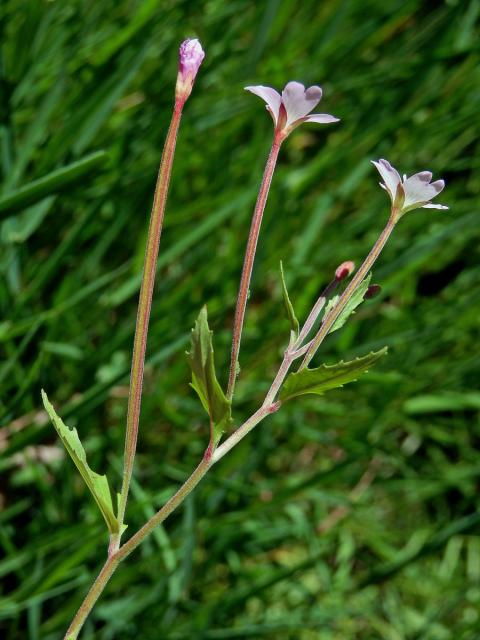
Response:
[1, 0, 479, 638]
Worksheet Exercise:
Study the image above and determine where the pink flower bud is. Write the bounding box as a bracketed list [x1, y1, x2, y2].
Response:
[176, 38, 205, 103]
[335, 260, 355, 281]
[364, 284, 382, 299]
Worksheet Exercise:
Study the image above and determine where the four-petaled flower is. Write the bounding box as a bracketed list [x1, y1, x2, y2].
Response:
[245, 81, 339, 140]
[372, 158, 448, 219]
[176, 38, 205, 103]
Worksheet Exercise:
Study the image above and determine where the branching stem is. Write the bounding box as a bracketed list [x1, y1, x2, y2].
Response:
[64, 333, 295, 639]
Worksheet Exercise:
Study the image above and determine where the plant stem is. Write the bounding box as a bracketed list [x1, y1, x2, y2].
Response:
[213, 406, 273, 462]
[294, 276, 338, 349]
[117, 101, 184, 534]
[263, 357, 293, 407]
[118, 453, 212, 560]
[300, 214, 397, 369]
[64, 556, 119, 640]
[227, 134, 282, 400]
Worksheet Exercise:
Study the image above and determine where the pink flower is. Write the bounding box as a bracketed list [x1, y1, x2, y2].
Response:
[245, 81, 339, 139]
[176, 38, 205, 102]
[372, 159, 448, 218]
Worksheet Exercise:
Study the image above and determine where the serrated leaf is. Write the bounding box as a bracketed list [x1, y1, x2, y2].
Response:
[41, 390, 120, 534]
[187, 307, 233, 445]
[280, 347, 388, 402]
[324, 273, 372, 334]
[279, 261, 299, 339]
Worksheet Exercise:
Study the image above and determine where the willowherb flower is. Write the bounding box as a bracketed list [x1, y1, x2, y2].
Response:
[245, 81, 339, 140]
[176, 38, 205, 103]
[372, 158, 448, 219]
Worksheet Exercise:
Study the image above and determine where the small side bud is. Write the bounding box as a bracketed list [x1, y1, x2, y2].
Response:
[267, 401, 281, 414]
[176, 38, 205, 103]
[364, 284, 382, 299]
[335, 260, 355, 281]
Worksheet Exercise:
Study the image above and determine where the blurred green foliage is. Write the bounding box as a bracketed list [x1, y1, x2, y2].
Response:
[0, 0, 479, 638]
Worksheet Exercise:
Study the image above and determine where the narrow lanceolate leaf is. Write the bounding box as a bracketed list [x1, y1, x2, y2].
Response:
[280, 347, 387, 402]
[187, 307, 233, 445]
[41, 390, 120, 534]
[323, 273, 372, 334]
[279, 261, 299, 341]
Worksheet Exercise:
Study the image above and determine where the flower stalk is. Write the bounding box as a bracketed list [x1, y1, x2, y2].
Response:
[116, 101, 183, 539]
[227, 134, 282, 399]
[227, 80, 339, 399]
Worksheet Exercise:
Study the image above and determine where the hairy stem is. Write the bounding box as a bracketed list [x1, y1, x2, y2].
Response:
[64, 556, 119, 640]
[263, 356, 292, 407]
[300, 214, 397, 369]
[117, 101, 184, 533]
[227, 135, 282, 400]
[118, 453, 212, 560]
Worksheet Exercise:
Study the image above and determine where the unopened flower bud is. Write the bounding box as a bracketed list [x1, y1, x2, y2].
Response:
[364, 284, 382, 299]
[335, 260, 355, 281]
[176, 38, 205, 103]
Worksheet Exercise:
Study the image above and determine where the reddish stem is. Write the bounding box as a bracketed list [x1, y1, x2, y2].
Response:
[117, 101, 184, 533]
[227, 134, 282, 399]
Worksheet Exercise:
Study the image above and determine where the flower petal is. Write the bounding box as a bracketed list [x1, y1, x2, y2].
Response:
[430, 179, 446, 193]
[178, 39, 205, 77]
[245, 85, 282, 124]
[403, 174, 445, 208]
[303, 113, 340, 124]
[422, 203, 449, 209]
[281, 81, 322, 126]
[371, 159, 401, 202]
[414, 171, 433, 183]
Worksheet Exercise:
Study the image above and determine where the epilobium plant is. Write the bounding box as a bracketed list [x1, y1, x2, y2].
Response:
[41, 39, 449, 639]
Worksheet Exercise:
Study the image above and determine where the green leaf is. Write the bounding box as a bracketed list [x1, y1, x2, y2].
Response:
[280, 348, 388, 402]
[41, 390, 120, 534]
[187, 307, 233, 445]
[279, 261, 299, 340]
[324, 273, 372, 334]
